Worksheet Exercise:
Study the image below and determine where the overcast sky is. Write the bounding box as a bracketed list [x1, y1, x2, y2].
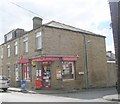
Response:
[0, 0, 114, 53]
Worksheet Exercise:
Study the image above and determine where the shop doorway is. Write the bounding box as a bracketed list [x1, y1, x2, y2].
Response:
[41, 62, 51, 88]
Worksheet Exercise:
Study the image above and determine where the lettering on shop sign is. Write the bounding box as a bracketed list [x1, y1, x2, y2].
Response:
[41, 61, 51, 65]
[62, 57, 78, 61]
[31, 57, 61, 61]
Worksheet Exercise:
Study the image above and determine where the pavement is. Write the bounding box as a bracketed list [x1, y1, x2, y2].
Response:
[8, 87, 77, 94]
[8, 87, 37, 94]
[8, 87, 120, 102]
[103, 94, 120, 102]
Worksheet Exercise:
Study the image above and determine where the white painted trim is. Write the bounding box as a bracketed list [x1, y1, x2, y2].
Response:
[107, 61, 116, 63]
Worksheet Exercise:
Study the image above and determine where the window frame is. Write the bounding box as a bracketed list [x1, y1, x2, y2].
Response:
[23, 63, 31, 81]
[7, 45, 10, 57]
[6, 32, 12, 41]
[7, 65, 11, 79]
[14, 41, 18, 55]
[0, 47, 3, 59]
[23, 37, 28, 53]
[15, 64, 19, 81]
[35, 32, 42, 50]
[62, 61, 75, 81]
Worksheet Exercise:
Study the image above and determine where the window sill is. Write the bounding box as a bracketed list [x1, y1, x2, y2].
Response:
[26, 80, 30, 82]
[35, 48, 42, 52]
[14, 54, 18, 56]
[23, 52, 29, 55]
[23, 79, 30, 82]
[63, 79, 75, 81]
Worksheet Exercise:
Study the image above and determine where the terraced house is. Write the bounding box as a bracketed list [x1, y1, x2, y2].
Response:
[0, 45, 3, 75]
[1, 17, 110, 90]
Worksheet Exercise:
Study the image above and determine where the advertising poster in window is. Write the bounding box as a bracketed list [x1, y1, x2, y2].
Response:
[56, 69, 62, 79]
[62, 62, 74, 80]
[36, 69, 41, 77]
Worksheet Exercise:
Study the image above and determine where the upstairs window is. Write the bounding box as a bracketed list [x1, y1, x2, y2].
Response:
[7, 45, 10, 57]
[14, 42, 18, 55]
[23, 37, 28, 53]
[35, 32, 42, 50]
[6, 32, 12, 41]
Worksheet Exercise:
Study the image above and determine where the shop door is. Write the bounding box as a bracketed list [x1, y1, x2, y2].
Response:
[42, 64, 51, 88]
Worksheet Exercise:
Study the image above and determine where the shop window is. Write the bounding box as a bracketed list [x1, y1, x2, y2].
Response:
[42, 65, 51, 88]
[35, 32, 42, 50]
[23, 37, 28, 53]
[62, 61, 75, 80]
[23, 63, 30, 81]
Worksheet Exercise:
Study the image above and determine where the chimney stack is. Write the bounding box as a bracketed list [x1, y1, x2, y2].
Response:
[33, 17, 43, 29]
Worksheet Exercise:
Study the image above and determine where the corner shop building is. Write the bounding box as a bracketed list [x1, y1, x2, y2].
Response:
[1, 17, 108, 90]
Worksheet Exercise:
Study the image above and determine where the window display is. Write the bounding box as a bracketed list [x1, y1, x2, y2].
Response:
[62, 61, 75, 80]
[42, 65, 51, 88]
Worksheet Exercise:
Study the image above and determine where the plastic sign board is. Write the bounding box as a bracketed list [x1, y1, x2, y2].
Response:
[32, 61, 36, 67]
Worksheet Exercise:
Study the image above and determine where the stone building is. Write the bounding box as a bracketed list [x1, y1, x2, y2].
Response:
[0, 45, 3, 75]
[106, 51, 117, 87]
[1, 17, 109, 90]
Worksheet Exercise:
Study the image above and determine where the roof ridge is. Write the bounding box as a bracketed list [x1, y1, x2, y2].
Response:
[44, 20, 95, 34]
[45, 20, 80, 30]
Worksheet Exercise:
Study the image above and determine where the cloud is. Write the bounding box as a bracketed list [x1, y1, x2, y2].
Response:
[0, 0, 114, 52]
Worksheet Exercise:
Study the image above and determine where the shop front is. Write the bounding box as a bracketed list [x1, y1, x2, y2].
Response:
[19, 55, 79, 89]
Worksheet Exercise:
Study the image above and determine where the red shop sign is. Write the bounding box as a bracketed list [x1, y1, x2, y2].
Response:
[40, 61, 51, 65]
[19, 59, 29, 64]
[62, 57, 78, 61]
[31, 57, 61, 61]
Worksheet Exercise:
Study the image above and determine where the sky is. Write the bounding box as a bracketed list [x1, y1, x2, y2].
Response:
[0, 0, 115, 53]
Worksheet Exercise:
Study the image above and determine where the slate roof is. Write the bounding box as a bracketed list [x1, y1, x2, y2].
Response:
[44, 21, 96, 35]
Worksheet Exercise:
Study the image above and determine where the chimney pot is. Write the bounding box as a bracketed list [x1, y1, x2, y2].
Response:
[33, 17, 43, 29]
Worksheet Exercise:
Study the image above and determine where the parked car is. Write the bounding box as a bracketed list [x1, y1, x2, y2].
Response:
[0, 75, 10, 92]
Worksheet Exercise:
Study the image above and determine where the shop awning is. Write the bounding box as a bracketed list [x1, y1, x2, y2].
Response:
[19, 55, 79, 64]
[30, 57, 61, 61]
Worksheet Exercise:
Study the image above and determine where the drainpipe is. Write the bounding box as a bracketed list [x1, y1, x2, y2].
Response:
[83, 34, 89, 89]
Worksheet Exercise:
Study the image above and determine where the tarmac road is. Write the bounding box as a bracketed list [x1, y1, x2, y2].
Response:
[47, 87, 117, 100]
[0, 88, 116, 102]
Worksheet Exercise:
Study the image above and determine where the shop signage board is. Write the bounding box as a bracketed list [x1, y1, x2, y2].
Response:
[19, 56, 79, 63]
[19, 59, 29, 64]
[31, 57, 61, 61]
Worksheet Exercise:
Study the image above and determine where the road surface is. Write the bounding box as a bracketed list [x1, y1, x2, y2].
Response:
[1, 91, 111, 102]
[51, 87, 117, 100]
